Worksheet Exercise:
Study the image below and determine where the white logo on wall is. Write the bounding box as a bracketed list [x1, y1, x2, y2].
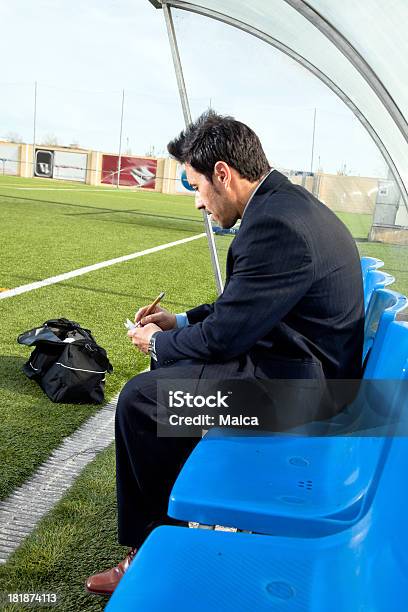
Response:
[130, 166, 155, 186]
[35, 150, 54, 178]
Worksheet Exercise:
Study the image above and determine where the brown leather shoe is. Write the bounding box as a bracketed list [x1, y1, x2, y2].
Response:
[85, 548, 137, 595]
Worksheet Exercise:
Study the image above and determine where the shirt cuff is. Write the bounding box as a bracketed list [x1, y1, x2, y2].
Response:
[175, 312, 189, 329]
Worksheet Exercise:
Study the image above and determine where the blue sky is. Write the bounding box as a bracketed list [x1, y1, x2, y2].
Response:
[0, 0, 388, 177]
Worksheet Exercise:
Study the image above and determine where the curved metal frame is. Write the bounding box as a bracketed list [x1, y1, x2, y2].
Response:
[282, 0, 408, 146]
[158, 0, 408, 208]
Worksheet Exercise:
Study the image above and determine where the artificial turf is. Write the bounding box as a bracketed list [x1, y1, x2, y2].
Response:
[1, 176, 407, 610]
[0, 177, 216, 501]
[0, 176, 203, 289]
[0, 445, 122, 611]
[323, 211, 408, 296]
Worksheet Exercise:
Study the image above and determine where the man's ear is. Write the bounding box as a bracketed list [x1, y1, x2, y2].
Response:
[213, 161, 231, 189]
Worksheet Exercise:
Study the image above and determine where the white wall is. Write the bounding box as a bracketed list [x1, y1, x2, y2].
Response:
[0, 143, 19, 175]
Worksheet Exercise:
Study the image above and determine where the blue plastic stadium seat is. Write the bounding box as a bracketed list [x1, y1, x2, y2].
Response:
[106, 435, 408, 612]
[107, 325, 408, 611]
[169, 432, 388, 536]
[364, 268, 394, 312]
[212, 225, 239, 235]
[360, 256, 384, 283]
[360, 256, 384, 313]
[363, 288, 408, 363]
[167, 322, 408, 536]
[365, 320, 408, 379]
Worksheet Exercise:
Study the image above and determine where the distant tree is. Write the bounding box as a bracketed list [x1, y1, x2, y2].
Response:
[41, 133, 59, 146]
[337, 163, 348, 176]
[5, 131, 23, 143]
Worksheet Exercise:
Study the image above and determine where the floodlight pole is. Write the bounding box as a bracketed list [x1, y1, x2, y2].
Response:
[117, 89, 125, 188]
[310, 107, 316, 173]
[32, 81, 37, 177]
[162, 3, 224, 295]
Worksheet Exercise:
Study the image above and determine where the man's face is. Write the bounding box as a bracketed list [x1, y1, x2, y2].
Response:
[185, 163, 239, 229]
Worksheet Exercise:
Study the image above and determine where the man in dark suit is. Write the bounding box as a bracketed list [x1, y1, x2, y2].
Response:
[86, 111, 364, 595]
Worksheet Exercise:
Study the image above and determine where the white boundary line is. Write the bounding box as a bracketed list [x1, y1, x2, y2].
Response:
[0, 233, 206, 300]
[0, 186, 119, 192]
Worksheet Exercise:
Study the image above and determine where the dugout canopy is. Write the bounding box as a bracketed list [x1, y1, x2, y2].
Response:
[149, 0, 408, 290]
[149, 0, 408, 204]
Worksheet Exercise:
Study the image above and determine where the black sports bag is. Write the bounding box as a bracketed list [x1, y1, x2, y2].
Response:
[17, 318, 113, 404]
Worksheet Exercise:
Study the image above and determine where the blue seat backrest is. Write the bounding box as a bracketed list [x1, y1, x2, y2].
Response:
[363, 289, 408, 363]
[364, 268, 395, 312]
[368, 320, 408, 380]
[359, 320, 408, 430]
[361, 256, 384, 283]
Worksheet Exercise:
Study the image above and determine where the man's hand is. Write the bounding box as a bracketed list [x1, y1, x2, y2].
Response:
[128, 323, 162, 354]
[135, 305, 176, 331]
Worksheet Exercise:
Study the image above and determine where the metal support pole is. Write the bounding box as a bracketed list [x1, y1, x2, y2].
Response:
[162, 3, 223, 295]
[117, 89, 125, 188]
[32, 81, 37, 177]
[310, 107, 316, 174]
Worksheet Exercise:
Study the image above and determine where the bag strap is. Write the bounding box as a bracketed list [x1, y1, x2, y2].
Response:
[75, 342, 114, 372]
[44, 318, 81, 333]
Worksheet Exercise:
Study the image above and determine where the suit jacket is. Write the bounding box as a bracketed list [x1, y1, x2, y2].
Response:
[155, 170, 364, 380]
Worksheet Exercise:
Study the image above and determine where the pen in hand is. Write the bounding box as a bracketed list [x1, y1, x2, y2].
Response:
[134, 291, 165, 328]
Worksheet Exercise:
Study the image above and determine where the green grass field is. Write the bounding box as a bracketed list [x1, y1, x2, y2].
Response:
[0, 176, 216, 610]
[0, 175, 407, 610]
[0, 177, 217, 502]
[336, 211, 408, 296]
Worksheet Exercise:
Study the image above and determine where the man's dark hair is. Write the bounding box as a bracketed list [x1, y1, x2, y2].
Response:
[167, 110, 270, 182]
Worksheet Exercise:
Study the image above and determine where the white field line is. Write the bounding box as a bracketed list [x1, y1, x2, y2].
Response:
[0, 186, 121, 192]
[0, 185, 189, 203]
[0, 233, 206, 300]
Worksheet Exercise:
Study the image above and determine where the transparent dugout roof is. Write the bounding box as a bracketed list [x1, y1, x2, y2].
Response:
[149, 0, 408, 205]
